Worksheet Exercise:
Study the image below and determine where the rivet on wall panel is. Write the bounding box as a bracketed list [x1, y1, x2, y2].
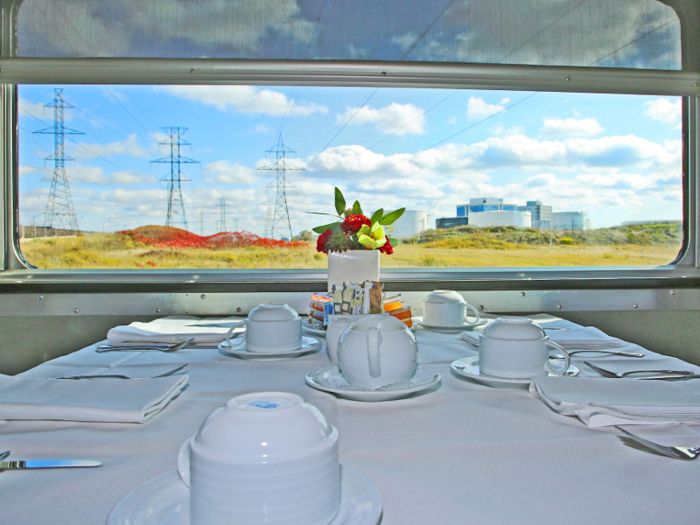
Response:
[479, 305, 484, 310]
[156, 308, 161, 313]
[201, 294, 206, 299]
[670, 290, 676, 295]
[237, 307, 242, 313]
[520, 292, 525, 297]
[557, 304, 562, 309]
[633, 304, 638, 309]
[39, 295, 44, 300]
[74, 308, 79, 314]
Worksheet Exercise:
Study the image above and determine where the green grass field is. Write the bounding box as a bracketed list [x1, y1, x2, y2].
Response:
[19, 224, 683, 269]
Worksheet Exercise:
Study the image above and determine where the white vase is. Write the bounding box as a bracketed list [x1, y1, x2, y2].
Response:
[327, 250, 380, 292]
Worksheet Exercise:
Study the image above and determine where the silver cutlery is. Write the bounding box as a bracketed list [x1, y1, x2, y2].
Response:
[614, 426, 700, 459]
[96, 337, 194, 353]
[53, 364, 187, 380]
[0, 459, 102, 470]
[541, 327, 572, 331]
[585, 361, 695, 379]
[549, 350, 644, 359]
[0, 451, 9, 461]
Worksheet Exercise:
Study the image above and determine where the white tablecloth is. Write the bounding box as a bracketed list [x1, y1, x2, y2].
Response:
[2, 316, 700, 524]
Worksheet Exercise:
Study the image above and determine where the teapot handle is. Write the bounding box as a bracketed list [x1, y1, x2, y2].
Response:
[367, 327, 382, 378]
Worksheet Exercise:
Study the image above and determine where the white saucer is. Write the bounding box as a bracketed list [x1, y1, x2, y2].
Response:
[306, 364, 441, 402]
[451, 356, 580, 389]
[416, 317, 488, 333]
[218, 336, 322, 360]
[106, 465, 382, 525]
[303, 324, 327, 337]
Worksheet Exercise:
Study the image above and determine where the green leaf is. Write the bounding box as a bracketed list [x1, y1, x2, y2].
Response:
[380, 207, 406, 225]
[334, 187, 346, 216]
[312, 221, 341, 234]
[351, 200, 363, 216]
[370, 208, 383, 224]
[388, 237, 400, 246]
[305, 211, 342, 219]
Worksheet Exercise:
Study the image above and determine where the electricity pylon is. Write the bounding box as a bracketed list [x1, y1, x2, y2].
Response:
[151, 127, 199, 230]
[257, 134, 303, 240]
[219, 198, 227, 233]
[34, 88, 83, 232]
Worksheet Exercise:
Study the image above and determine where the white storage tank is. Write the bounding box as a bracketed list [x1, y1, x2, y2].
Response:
[469, 210, 531, 228]
[391, 210, 431, 239]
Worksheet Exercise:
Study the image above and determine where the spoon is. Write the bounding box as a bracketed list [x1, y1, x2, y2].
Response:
[96, 337, 194, 353]
[54, 364, 188, 380]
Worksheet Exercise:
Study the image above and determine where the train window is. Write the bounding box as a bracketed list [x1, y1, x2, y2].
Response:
[16, 85, 683, 270]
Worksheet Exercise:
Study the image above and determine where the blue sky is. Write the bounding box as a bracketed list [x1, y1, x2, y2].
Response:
[18, 85, 682, 237]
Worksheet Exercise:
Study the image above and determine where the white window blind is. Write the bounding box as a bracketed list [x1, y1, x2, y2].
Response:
[17, 0, 681, 70]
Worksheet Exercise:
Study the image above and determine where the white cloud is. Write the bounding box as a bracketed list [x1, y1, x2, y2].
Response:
[467, 97, 504, 119]
[540, 118, 604, 137]
[391, 33, 417, 52]
[337, 103, 426, 135]
[112, 170, 156, 185]
[162, 86, 327, 116]
[20, 0, 316, 57]
[72, 134, 150, 159]
[203, 160, 257, 184]
[19, 165, 38, 177]
[644, 98, 682, 127]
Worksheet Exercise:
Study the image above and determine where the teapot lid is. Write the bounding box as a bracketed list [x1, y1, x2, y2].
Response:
[349, 315, 407, 333]
[482, 317, 545, 340]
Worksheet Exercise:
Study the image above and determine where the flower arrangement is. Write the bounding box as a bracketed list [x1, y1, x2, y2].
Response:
[310, 187, 405, 254]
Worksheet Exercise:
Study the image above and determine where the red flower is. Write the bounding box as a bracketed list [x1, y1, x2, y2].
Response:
[341, 214, 371, 234]
[378, 236, 394, 255]
[316, 229, 333, 253]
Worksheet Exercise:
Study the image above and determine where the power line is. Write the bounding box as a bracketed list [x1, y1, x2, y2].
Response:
[304, 88, 378, 170]
[353, 92, 539, 181]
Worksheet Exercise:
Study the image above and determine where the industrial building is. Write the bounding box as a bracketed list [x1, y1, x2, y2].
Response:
[391, 210, 431, 239]
[517, 200, 552, 229]
[551, 211, 590, 231]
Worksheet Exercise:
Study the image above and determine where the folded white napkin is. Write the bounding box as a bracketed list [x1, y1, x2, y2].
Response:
[461, 325, 625, 350]
[530, 376, 700, 427]
[107, 315, 241, 345]
[0, 374, 188, 423]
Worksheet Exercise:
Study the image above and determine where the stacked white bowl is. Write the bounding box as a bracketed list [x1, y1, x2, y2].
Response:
[179, 391, 340, 525]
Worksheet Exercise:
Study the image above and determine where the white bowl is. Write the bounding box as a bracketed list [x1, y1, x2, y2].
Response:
[184, 392, 340, 525]
[481, 317, 545, 341]
[247, 304, 299, 321]
[423, 290, 466, 304]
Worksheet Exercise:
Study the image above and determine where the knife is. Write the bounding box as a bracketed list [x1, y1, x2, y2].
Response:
[0, 459, 102, 470]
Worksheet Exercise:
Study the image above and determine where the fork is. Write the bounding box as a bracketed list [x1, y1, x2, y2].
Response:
[53, 364, 187, 380]
[584, 361, 695, 378]
[0, 451, 9, 461]
[549, 350, 644, 358]
[614, 426, 700, 459]
[96, 337, 194, 353]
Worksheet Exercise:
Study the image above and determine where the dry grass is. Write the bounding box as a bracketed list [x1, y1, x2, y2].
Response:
[19, 232, 681, 269]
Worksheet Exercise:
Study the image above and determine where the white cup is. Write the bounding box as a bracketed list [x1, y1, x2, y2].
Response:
[422, 290, 480, 328]
[478, 317, 571, 379]
[178, 392, 340, 525]
[225, 304, 302, 353]
[337, 315, 418, 390]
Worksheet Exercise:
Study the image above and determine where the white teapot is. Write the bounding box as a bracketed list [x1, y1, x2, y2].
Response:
[337, 315, 418, 389]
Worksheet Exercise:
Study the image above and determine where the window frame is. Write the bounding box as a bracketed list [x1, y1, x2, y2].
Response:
[2, 0, 700, 297]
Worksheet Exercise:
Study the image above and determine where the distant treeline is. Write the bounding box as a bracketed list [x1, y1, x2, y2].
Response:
[403, 222, 682, 247]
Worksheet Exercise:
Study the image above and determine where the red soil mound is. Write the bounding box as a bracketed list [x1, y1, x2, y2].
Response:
[118, 226, 309, 249]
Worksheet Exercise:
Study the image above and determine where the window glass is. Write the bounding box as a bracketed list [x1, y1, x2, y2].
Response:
[17, 0, 681, 70]
[17, 85, 683, 269]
